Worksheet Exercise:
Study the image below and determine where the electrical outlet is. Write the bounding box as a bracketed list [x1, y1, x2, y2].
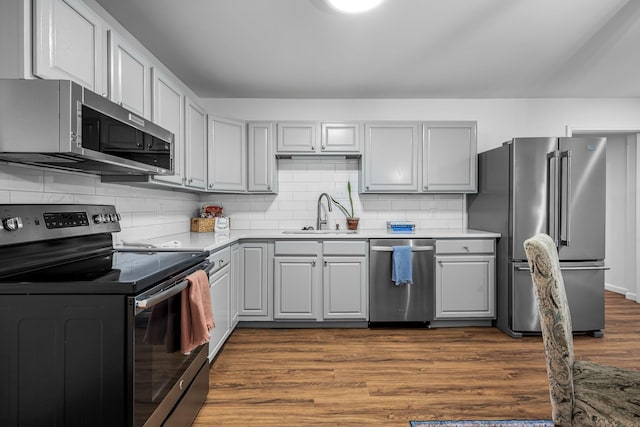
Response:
[335, 189, 347, 199]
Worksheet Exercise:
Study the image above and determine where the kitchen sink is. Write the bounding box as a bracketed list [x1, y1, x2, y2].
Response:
[281, 229, 358, 234]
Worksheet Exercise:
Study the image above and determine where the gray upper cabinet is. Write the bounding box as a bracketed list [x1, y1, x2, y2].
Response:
[151, 68, 184, 186]
[276, 122, 317, 153]
[362, 122, 420, 192]
[33, 0, 105, 93]
[184, 97, 207, 190]
[423, 121, 477, 193]
[208, 117, 246, 192]
[107, 30, 151, 119]
[247, 122, 277, 193]
[320, 122, 361, 153]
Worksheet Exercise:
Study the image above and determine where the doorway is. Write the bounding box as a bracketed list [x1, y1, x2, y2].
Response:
[569, 128, 639, 302]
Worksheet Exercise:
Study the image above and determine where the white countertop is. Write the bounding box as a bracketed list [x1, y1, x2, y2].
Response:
[117, 228, 500, 253]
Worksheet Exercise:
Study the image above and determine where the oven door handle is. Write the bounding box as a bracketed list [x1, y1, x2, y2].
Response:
[135, 279, 190, 310]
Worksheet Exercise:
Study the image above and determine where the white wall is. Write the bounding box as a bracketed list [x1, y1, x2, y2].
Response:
[0, 163, 200, 243]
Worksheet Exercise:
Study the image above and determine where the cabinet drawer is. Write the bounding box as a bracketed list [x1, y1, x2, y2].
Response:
[435, 239, 494, 254]
[275, 240, 320, 255]
[208, 246, 231, 272]
[323, 240, 367, 256]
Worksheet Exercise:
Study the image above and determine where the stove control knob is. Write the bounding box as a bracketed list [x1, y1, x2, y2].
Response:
[93, 214, 105, 224]
[3, 216, 23, 231]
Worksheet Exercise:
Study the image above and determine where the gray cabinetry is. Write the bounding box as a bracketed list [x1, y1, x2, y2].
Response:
[320, 122, 361, 153]
[273, 241, 322, 320]
[434, 239, 495, 320]
[208, 247, 231, 361]
[239, 242, 272, 320]
[230, 243, 240, 327]
[208, 117, 246, 192]
[248, 122, 277, 193]
[423, 121, 477, 192]
[322, 241, 368, 320]
[107, 30, 151, 119]
[33, 0, 105, 93]
[362, 122, 420, 192]
[276, 122, 317, 153]
[184, 97, 208, 190]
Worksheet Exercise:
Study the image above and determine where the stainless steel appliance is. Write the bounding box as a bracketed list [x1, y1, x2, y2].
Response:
[0, 79, 174, 176]
[369, 238, 434, 324]
[0, 204, 211, 427]
[467, 137, 607, 337]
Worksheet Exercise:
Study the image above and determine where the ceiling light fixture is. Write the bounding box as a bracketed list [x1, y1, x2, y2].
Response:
[325, 0, 385, 14]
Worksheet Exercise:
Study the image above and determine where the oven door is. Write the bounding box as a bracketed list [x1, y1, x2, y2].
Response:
[131, 262, 211, 427]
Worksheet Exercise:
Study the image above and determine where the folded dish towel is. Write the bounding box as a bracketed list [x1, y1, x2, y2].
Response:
[392, 245, 413, 286]
[180, 270, 215, 354]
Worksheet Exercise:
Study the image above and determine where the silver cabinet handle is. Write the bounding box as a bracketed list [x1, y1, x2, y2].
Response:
[312, 260, 316, 267]
[370, 245, 434, 252]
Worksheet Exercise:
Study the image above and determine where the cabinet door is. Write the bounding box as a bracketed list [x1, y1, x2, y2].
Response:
[434, 255, 495, 319]
[185, 97, 207, 189]
[321, 122, 361, 153]
[274, 256, 321, 320]
[208, 117, 246, 192]
[363, 123, 419, 192]
[151, 68, 184, 185]
[323, 256, 367, 320]
[239, 243, 270, 319]
[423, 121, 477, 193]
[208, 265, 231, 361]
[33, 0, 105, 93]
[107, 30, 151, 119]
[276, 122, 317, 153]
[248, 122, 276, 193]
[230, 244, 240, 326]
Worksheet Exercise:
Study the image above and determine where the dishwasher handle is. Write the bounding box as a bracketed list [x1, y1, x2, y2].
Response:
[370, 245, 434, 252]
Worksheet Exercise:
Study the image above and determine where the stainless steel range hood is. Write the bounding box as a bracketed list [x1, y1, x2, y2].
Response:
[0, 79, 174, 176]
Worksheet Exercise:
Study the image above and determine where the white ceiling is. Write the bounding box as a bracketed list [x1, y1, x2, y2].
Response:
[95, 0, 640, 99]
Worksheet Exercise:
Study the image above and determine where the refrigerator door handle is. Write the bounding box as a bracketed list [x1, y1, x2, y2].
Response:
[560, 150, 572, 247]
[547, 151, 560, 246]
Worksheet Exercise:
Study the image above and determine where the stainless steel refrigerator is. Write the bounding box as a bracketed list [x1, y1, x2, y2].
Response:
[467, 137, 607, 337]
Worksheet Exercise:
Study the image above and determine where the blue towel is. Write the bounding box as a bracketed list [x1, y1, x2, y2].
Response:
[391, 246, 412, 286]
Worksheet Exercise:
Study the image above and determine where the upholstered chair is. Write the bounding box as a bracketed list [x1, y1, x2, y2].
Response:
[523, 233, 640, 426]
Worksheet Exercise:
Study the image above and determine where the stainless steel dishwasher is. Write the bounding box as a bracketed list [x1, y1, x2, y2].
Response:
[369, 239, 435, 324]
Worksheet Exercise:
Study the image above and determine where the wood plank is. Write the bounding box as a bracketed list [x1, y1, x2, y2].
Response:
[193, 291, 640, 426]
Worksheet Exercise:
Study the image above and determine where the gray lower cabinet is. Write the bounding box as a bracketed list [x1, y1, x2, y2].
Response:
[323, 256, 367, 320]
[239, 242, 273, 320]
[434, 239, 495, 319]
[208, 247, 231, 361]
[274, 255, 322, 320]
[230, 243, 240, 326]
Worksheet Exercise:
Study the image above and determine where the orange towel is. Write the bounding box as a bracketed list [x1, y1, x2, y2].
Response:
[180, 270, 215, 354]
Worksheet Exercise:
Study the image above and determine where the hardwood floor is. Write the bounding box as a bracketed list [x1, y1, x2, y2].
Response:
[193, 292, 640, 426]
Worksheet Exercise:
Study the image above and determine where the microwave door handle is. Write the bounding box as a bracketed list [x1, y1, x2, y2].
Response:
[135, 279, 189, 311]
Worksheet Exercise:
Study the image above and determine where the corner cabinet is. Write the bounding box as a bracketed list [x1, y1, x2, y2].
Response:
[238, 242, 272, 320]
[208, 247, 231, 361]
[33, 0, 106, 93]
[208, 117, 246, 192]
[434, 239, 495, 320]
[423, 121, 477, 193]
[247, 122, 277, 193]
[362, 122, 420, 192]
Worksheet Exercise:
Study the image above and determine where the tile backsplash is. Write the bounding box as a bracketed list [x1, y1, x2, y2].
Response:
[0, 163, 200, 244]
[201, 158, 465, 231]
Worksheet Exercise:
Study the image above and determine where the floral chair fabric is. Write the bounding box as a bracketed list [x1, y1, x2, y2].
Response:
[523, 233, 640, 427]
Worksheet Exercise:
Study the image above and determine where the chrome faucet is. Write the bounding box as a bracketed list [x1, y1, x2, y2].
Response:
[316, 193, 333, 230]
